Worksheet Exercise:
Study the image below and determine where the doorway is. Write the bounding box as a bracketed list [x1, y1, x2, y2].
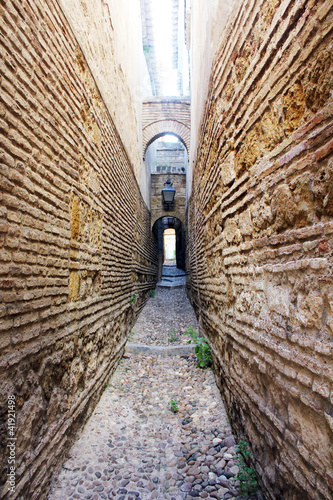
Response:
[152, 216, 186, 280]
[163, 228, 176, 262]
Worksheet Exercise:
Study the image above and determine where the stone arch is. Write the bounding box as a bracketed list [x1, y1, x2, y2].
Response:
[143, 119, 190, 158]
[151, 207, 186, 229]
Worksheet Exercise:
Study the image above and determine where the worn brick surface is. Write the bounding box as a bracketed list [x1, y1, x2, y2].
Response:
[0, 1, 157, 499]
[151, 173, 186, 228]
[188, 0, 333, 499]
[142, 97, 191, 156]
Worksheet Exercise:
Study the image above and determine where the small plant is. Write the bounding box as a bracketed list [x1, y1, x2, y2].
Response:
[169, 329, 179, 343]
[185, 326, 212, 368]
[170, 400, 179, 413]
[149, 290, 156, 298]
[233, 440, 258, 496]
[130, 293, 138, 304]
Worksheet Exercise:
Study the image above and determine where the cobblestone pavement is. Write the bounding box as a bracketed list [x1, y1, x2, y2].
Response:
[131, 287, 197, 346]
[48, 284, 257, 500]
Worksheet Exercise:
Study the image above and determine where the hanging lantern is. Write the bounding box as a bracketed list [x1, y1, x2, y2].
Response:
[161, 179, 176, 206]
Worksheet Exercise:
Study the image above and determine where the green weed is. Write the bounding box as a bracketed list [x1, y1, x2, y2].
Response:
[233, 440, 258, 495]
[130, 293, 138, 304]
[169, 329, 179, 343]
[185, 326, 212, 368]
[170, 400, 179, 413]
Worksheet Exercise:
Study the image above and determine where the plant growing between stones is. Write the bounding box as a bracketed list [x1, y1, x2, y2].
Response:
[130, 293, 138, 304]
[233, 440, 258, 496]
[149, 290, 156, 297]
[170, 400, 179, 413]
[169, 329, 179, 343]
[185, 326, 212, 368]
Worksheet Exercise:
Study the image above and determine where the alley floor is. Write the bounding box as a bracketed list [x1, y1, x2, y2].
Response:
[48, 276, 250, 500]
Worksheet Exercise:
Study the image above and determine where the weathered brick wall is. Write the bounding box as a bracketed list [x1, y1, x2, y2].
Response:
[0, 1, 157, 498]
[142, 97, 191, 156]
[151, 173, 186, 227]
[58, 0, 152, 205]
[188, 0, 333, 498]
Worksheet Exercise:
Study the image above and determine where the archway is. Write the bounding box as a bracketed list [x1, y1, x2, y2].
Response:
[146, 135, 187, 230]
[142, 98, 191, 159]
[144, 130, 188, 159]
[152, 216, 186, 281]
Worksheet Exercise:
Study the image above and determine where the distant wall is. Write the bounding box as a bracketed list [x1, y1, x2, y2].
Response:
[142, 97, 191, 157]
[151, 174, 186, 228]
[151, 141, 187, 174]
[0, 1, 157, 498]
[188, 0, 333, 498]
[155, 143, 186, 171]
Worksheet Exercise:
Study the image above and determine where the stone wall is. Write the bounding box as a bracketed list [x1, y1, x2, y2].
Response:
[188, 0, 333, 498]
[151, 173, 186, 227]
[188, 0, 237, 195]
[152, 141, 187, 174]
[57, 0, 152, 205]
[0, 1, 157, 498]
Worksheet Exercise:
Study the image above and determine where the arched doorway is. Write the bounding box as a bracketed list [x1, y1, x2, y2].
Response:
[152, 216, 186, 281]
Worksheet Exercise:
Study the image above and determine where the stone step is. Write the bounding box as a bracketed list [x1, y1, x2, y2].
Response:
[125, 343, 195, 357]
[157, 277, 186, 289]
[161, 266, 186, 278]
[161, 275, 185, 281]
[162, 272, 186, 278]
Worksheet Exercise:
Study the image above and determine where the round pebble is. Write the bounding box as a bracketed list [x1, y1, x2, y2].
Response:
[47, 288, 258, 500]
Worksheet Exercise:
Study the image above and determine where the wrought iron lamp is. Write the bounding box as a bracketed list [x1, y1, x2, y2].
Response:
[161, 179, 175, 208]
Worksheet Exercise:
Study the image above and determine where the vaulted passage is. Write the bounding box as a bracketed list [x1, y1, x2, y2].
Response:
[0, 1, 332, 499]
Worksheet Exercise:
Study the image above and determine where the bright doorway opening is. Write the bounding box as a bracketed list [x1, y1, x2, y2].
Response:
[163, 228, 176, 262]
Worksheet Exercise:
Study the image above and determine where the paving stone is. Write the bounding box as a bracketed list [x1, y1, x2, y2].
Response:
[224, 437, 235, 448]
[48, 287, 247, 500]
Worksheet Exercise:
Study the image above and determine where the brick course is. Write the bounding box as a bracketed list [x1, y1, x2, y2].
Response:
[188, 0, 333, 498]
[0, 1, 157, 498]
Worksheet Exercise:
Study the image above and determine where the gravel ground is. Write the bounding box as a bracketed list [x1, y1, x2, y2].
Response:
[48, 285, 261, 500]
[130, 288, 198, 346]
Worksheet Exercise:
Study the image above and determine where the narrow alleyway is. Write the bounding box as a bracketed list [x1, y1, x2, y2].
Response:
[48, 268, 251, 500]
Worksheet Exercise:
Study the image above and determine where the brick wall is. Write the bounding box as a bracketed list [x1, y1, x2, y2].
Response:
[57, 0, 152, 205]
[0, 1, 157, 498]
[151, 173, 186, 227]
[188, 0, 333, 498]
[142, 97, 191, 156]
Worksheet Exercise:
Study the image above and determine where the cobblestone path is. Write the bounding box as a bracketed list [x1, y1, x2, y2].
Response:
[48, 280, 252, 500]
[130, 286, 197, 346]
